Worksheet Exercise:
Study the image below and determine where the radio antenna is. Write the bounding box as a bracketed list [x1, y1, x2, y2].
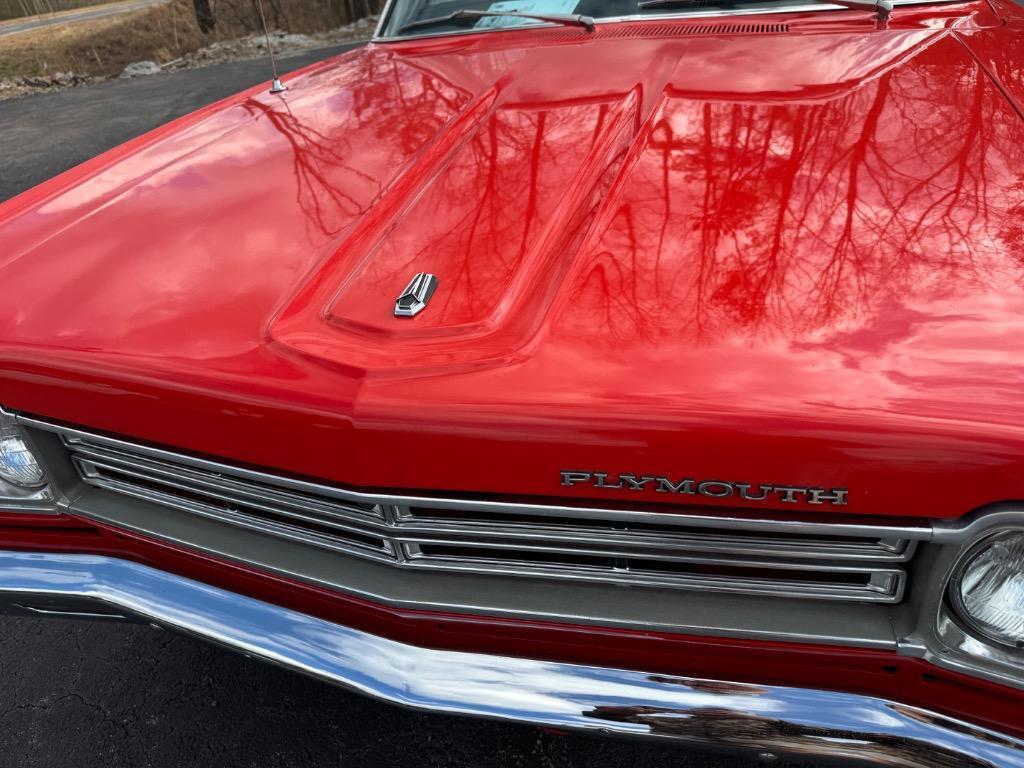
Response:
[255, 0, 287, 94]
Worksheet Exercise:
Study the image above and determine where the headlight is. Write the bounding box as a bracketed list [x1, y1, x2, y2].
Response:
[950, 530, 1024, 648]
[0, 409, 51, 505]
[0, 414, 45, 487]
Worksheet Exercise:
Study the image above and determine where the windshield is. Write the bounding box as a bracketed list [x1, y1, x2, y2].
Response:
[379, 0, 830, 37]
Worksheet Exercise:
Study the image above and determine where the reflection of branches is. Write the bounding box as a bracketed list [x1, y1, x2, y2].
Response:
[244, 99, 371, 235]
[339, 92, 632, 327]
[571, 45, 1024, 347]
[239, 51, 470, 237]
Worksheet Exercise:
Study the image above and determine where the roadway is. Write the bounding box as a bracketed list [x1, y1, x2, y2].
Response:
[0, 0, 167, 38]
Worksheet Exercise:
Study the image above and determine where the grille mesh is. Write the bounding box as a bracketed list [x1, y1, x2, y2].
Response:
[64, 433, 915, 603]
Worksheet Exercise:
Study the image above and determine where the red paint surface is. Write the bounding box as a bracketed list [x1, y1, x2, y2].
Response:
[2, 514, 1023, 737]
[2, 0, 1024, 736]
[1, 5, 1024, 519]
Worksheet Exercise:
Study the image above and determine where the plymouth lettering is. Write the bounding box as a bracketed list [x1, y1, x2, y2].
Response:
[560, 471, 848, 506]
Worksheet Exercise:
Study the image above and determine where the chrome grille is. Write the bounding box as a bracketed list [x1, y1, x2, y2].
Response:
[59, 430, 920, 603]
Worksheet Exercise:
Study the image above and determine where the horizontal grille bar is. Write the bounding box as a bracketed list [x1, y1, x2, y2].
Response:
[395, 506, 913, 562]
[403, 543, 903, 601]
[51, 429, 920, 603]
[72, 453, 393, 561]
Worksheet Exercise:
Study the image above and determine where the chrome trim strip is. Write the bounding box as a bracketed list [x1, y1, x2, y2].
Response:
[72, 453, 389, 543]
[398, 538, 904, 577]
[1, 550, 1021, 767]
[0, 500, 61, 515]
[71, 443, 384, 519]
[79, 466, 397, 562]
[18, 413, 932, 540]
[395, 527, 912, 562]
[396, 509, 917, 561]
[402, 546, 905, 602]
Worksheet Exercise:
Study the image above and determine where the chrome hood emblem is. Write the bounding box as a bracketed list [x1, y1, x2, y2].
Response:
[394, 273, 439, 317]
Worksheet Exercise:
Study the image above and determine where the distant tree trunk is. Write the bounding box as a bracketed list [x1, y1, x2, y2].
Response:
[192, 0, 216, 32]
[266, 0, 289, 30]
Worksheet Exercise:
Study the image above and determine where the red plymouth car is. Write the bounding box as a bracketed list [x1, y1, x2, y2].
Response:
[1, 0, 1023, 763]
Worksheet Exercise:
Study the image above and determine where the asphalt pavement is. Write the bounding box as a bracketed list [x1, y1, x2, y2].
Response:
[1, 43, 365, 202]
[0, 47, 750, 768]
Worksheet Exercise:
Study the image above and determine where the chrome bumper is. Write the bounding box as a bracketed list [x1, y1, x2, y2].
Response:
[0, 551, 1021, 767]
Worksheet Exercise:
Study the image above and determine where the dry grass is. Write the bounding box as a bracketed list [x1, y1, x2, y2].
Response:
[0, 0, 373, 78]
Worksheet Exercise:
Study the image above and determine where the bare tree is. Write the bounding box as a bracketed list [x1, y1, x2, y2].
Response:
[192, 0, 215, 32]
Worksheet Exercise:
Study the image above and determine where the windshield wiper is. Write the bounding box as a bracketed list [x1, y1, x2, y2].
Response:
[636, 0, 891, 19]
[823, 0, 892, 19]
[397, 8, 596, 34]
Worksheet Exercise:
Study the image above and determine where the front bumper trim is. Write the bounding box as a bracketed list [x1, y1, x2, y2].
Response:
[0, 550, 1021, 767]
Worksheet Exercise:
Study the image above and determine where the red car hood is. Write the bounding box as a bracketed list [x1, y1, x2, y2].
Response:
[2, 5, 1023, 519]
